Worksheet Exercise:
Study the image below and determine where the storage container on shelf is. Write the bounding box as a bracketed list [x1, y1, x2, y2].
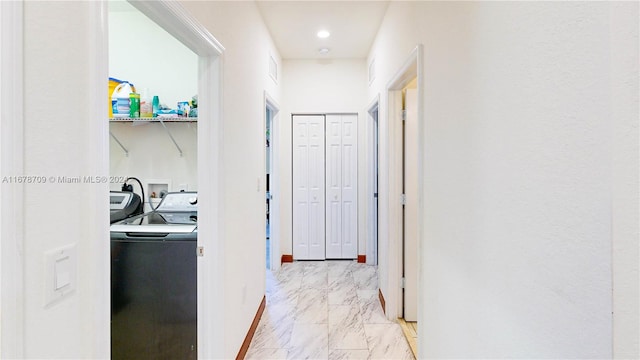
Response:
[140, 88, 153, 118]
[111, 80, 136, 118]
[129, 92, 140, 118]
[108, 77, 123, 118]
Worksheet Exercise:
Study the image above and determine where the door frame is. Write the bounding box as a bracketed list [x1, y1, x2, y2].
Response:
[125, 2, 225, 357]
[367, 96, 380, 266]
[0, 1, 25, 357]
[264, 92, 280, 271]
[111, 1, 226, 357]
[383, 45, 424, 325]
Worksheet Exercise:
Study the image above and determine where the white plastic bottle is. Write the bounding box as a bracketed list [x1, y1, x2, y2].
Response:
[111, 82, 135, 118]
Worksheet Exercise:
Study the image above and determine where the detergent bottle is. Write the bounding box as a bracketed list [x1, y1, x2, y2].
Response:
[108, 78, 122, 117]
[111, 81, 136, 118]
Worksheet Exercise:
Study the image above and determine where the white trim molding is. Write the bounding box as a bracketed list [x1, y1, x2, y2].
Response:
[87, 1, 110, 356]
[0, 0, 25, 358]
[369, 57, 376, 85]
[197, 52, 225, 359]
[268, 54, 278, 84]
[127, 0, 224, 56]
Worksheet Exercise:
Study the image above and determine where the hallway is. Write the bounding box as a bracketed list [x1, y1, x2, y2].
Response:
[246, 261, 414, 359]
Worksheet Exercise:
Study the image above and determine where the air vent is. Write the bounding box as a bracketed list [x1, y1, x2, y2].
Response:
[269, 54, 278, 83]
[369, 58, 376, 85]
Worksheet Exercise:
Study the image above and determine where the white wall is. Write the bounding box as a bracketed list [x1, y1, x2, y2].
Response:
[179, 1, 282, 358]
[109, 122, 198, 199]
[610, 2, 640, 357]
[109, 1, 197, 108]
[280, 59, 368, 258]
[20, 1, 109, 358]
[368, 1, 638, 358]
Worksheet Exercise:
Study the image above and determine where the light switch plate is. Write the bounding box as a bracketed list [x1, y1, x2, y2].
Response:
[54, 256, 71, 289]
[44, 244, 77, 308]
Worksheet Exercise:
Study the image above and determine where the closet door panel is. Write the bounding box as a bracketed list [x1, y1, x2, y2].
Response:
[308, 117, 326, 260]
[292, 117, 310, 259]
[325, 115, 342, 258]
[292, 115, 325, 260]
[341, 115, 358, 258]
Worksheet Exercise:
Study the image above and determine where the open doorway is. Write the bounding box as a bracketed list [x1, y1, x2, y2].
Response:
[402, 78, 418, 320]
[266, 106, 272, 269]
[400, 80, 418, 356]
[108, 3, 200, 358]
[265, 93, 280, 271]
[367, 98, 380, 266]
[106, 1, 224, 358]
[385, 45, 423, 358]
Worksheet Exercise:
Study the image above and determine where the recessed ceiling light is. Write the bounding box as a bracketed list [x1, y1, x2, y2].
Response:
[317, 30, 330, 39]
[319, 48, 330, 55]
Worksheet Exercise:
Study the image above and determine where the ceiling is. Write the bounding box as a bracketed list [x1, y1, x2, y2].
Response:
[255, 1, 390, 60]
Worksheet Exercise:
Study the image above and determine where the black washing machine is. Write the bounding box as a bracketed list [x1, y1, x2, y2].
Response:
[110, 192, 198, 360]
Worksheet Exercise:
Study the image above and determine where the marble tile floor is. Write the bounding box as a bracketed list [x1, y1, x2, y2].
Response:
[246, 260, 415, 360]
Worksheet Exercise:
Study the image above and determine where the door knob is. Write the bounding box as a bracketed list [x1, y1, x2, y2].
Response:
[334, 195, 338, 200]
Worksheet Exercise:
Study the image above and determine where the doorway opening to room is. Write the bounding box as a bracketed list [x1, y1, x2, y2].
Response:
[386, 45, 423, 358]
[106, 1, 223, 359]
[266, 107, 272, 269]
[401, 79, 418, 356]
[265, 94, 280, 271]
[368, 100, 380, 266]
[108, 2, 200, 358]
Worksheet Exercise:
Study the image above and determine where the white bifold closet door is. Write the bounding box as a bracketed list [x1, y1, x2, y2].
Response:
[325, 114, 358, 259]
[292, 115, 326, 260]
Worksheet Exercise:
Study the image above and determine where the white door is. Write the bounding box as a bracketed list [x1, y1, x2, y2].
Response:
[325, 115, 342, 258]
[404, 89, 418, 321]
[326, 114, 358, 259]
[341, 115, 358, 258]
[292, 115, 325, 260]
